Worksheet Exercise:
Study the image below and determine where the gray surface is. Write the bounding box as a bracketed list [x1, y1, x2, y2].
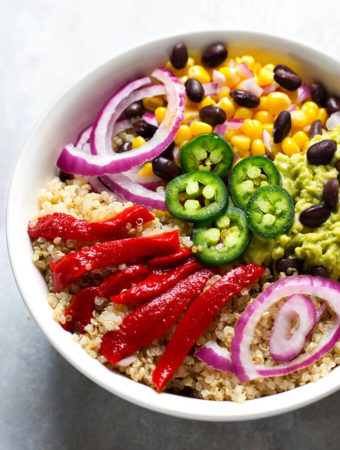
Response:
[2, 1, 340, 448]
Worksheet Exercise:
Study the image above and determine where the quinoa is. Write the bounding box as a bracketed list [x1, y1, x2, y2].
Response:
[31, 177, 340, 403]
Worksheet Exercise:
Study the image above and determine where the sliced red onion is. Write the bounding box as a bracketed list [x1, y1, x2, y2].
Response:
[239, 78, 263, 97]
[231, 276, 340, 382]
[269, 294, 316, 362]
[262, 129, 272, 152]
[263, 82, 280, 95]
[215, 124, 228, 136]
[307, 302, 328, 339]
[286, 104, 297, 112]
[111, 119, 133, 138]
[87, 176, 106, 193]
[124, 166, 162, 191]
[213, 70, 226, 88]
[203, 82, 218, 96]
[75, 126, 92, 149]
[297, 84, 311, 103]
[225, 119, 245, 130]
[234, 154, 240, 164]
[116, 355, 138, 367]
[236, 62, 254, 79]
[173, 146, 180, 166]
[195, 340, 233, 373]
[326, 111, 340, 130]
[143, 112, 158, 127]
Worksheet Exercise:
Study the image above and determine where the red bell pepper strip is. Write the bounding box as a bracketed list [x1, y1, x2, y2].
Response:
[62, 264, 148, 333]
[27, 206, 154, 242]
[110, 258, 202, 305]
[152, 263, 265, 391]
[147, 248, 192, 269]
[50, 230, 179, 292]
[99, 268, 213, 365]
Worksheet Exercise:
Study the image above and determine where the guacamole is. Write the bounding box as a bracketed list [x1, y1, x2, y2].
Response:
[245, 128, 340, 280]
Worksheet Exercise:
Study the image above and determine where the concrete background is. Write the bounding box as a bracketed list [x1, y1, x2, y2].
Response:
[2, 1, 340, 448]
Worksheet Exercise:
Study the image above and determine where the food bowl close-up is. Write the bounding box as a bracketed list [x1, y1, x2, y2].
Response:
[7, 30, 340, 421]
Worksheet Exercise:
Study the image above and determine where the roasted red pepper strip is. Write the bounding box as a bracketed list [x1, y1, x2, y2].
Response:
[50, 230, 179, 292]
[147, 248, 192, 269]
[99, 268, 213, 365]
[152, 263, 265, 391]
[27, 206, 154, 242]
[62, 264, 148, 333]
[110, 257, 202, 305]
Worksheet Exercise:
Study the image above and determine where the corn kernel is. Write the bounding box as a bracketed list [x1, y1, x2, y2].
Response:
[138, 162, 154, 177]
[218, 97, 235, 119]
[174, 125, 192, 144]
[292, 131, 309, 149]
[241, 55, 255, 69]
[165, 57, 195, 77]
[251, 139, 266, 156]
[254, 110, 274, 124]
[263, 123, 274, 134]
[241, 119, 263, 139]
[224, 129, 238, 140]
[267, 92, 291, 115]
[264, 63, 275, 71]
[189, 121, 213, 136]
[143, 96, 164, 111]
[199, 96, 216, 108]
[231, 135, 251, 151]
[180, 76, 188, 84]
[219, 67, 240, 88]
[301, 101, 318, 125]
[317, 107, 328, 126]
[132, 136, 146, 149]
[235, 57, 241, 64]
[155, 107, 167, 123]
[234, 107, 253, 119]
[257, 68, 274, 86]
[183, 109, 199, 124]
[282, 137, 300, 156]
[217, 88, 230, 100]
[188, 65, 211, 84]
[291, 110, 307, 128]
[255, 96, 269, 111]
[253, 62, 262, 74]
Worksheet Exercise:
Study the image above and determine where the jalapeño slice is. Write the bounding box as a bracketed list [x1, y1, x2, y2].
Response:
[246, 185, 294, 238]
[165, 170, 228, 223]
[228, 156, 281, 210]
[193, 206, 251, 266]
[180, 133, 234, 178]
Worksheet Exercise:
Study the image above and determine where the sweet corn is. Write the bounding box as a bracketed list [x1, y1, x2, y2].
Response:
[165, 56, 195, 77]
[241, 55, 255, 69]
[183, 109, 199, 124]
[143, 96, 164, 111]
[218, 97, 235, 119]
[189, 121, 213, 136]
[257, 68, 274, 86]
[292, 131, 309, 149]
[241, 119, 263, 139]
[155, 107, 167, 123]
[317, 107, 328, 126]
[264, 63, 275, 71]
[199, 96, 216, 108]
[291, 110, 307, 128]
[301, 101, 318, 125]
[267, 92, 291, 115]
[187, 65, 211, 84]
[217, 88, 230, 100]
[282, 137, 300, 156]
[132, 136, 146, 149]
[224, 129, 238, 140]
[255, 96, 269, 111]
[251, 139, 266, 156]
[219, 67, 240, 88]
[138, 162, 154, 177]
[230, 135, 251, 152]
[263, 123, 274, 134]
[234, 107, 253, 119]
[254, 110, 274, 124]
[174, 125, 192, 144]
[253, 62, 262, 74]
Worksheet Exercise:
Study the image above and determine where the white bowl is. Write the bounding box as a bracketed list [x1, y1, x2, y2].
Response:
[7, 30, 340, 421]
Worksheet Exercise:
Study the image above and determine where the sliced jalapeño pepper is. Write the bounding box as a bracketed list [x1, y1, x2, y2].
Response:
[165, 170, 228, 223]
[193, 206, 251, 265]
[228, 156, 281, 210]
[180, 133, 234, 178]
[246, 185, 294, 238]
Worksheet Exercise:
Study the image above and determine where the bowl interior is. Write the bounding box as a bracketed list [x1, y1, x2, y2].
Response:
[7, 30, 340, 421]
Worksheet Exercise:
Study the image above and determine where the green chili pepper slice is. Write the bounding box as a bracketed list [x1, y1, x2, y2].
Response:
[165, 170, 228, 223]
[228, 156, 281, 210]
[246, 185, 294, 238]
[180, 133, 234, 178]
[192, 206, 251, 265]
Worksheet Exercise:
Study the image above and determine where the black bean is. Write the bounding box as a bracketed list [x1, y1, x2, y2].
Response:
[310, 266, 328, 278]
[152, 157, 182, 182]
[170, 43, 188, 69]
[306, 139, 336, 165]
[275, 258, 302, 275]
[125, 101, 143, 118]
[299, 204, 330, 228]
[336, 161, 340, 174]
[230, 90, 260, 108]
[326, 96, 340, 115]
[323, 178, 339, 209]
[202, 42, 228, 67]
[273, 64, 302, 91]
[310, 82, 327, 107]
[161, 142, 175, 160]
[59, 171, 73, 182]
[185, 78, 204, 103]
[199, 105, 226, 126]
[116, 141, 132, 153]
[133, 120, 157, 139]
[273, 111, 291, 143]
[309, 119, 322, 139]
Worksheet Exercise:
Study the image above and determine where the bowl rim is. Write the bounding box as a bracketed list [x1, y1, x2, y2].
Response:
[7, 29, 340, 422]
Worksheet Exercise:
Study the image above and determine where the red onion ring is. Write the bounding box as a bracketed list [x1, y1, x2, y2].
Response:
[195, 340, 233, 373]
[238, 78, 263, 97]
[297, 84, 311, 103]
[326, 111, 340, 130]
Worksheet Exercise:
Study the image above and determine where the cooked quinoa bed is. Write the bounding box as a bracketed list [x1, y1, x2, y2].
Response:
[31, 177, 340, 403]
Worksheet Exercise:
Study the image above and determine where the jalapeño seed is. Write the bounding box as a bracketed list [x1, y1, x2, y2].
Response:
[170, 43, 188, 69]
[309, 119, 322, 139]
[306, 139, 336, 165]
[299, 204, 330, 227]
[199, 105, 226, 126]
[202, 42, 228, 67]
[273, 111, 291, 143]
[323, 178, 339, 209]
[230, 90, 260, 108]
[185, 78, 204, 103]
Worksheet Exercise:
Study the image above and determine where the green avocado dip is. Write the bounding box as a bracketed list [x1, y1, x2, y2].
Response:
[245, 128, 340, 280]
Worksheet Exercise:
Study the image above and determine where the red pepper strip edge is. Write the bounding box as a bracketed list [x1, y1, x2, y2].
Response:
[28, 206, 154, 242]
[110, 257, 202, 305]
[147, 248, 192, 270]
[99, 268, 214, 365]
[50, 230, 180, 292]
[62, 264, 149, 333]
[152, 263, 265, 391]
